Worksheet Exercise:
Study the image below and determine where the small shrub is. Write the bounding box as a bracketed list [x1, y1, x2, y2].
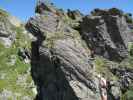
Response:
[125, 13, 133, 24]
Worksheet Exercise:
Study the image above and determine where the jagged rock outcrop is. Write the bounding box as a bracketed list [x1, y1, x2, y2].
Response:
[0, 9, 16, 47]
[25, 1, 133, 100]
[26, 2, 102, 100]
[80, 8, 133, 61]
[0, 0, 133, 99]
[110, 67, 133, 91]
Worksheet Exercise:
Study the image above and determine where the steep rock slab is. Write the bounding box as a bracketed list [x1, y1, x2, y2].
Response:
[81, 8, 132, 61]
[26, 2, 100, 100]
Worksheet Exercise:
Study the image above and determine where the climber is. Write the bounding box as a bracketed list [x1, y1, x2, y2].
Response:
[90, 49, 95, 58]
[98, 74, 107, 100]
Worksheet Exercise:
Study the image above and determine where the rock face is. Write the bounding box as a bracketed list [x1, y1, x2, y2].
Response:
[0, 10, 16, 47]
[26, 2, 101, 100]
[25, 1, 133, 100]
[1, 2, 133, 99]
[110, 67, 133, 91]
[81, 8, 132, 61]
[8, 16, 22, 27]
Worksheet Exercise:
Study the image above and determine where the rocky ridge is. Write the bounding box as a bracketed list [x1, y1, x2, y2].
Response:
[25, 1, 133, 100]
[81, 8, 132, 61]
[0, 1, 133, 100]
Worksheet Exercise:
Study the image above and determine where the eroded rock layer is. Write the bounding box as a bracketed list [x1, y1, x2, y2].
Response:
[80, 8, 132, 61]
[25, 1, 133, 100]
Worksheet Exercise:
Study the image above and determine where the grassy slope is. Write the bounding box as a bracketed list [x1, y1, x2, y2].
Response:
[0, 10, 35, 99]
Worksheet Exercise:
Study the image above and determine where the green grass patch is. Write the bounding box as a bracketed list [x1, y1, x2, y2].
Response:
[94, 56, 118, 80]
[0, 24, 34, 98]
